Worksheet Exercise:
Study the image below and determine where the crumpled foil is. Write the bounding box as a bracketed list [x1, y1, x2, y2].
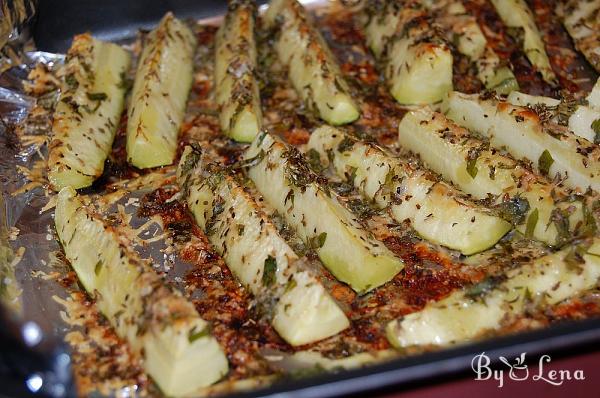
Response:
[0, 0, 37, 72]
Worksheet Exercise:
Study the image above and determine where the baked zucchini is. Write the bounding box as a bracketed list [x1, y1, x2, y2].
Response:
[443, 91, 600, 191]
[490, 0, 557, 84]
[48, 34, 131, 190]
[426, 0, 518, 93]
[263, 0, 359, 125]
[55, 187, 228, 396]
[215, 0, 262, 142]
[306, 126, 511, 255]
[507, 80, 600, 143]
[177, 146, 349, 346]
[126, 13, 197, 168]
[364, 0, 453, 104]
[398, 108, 586, 247]
[557, 0, 600, 72]
[243, 132, 403, 294]
[387, 237, 600, 347]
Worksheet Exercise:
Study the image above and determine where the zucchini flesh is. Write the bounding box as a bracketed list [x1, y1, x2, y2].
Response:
[557, 0, 600, 72]
[243, 132, 403, 294]
[507, 82, 600, 143]
[426, 0, 518, 93]
[364, 1, 453, 105]
[443, 91, 600, 192]
[55, 187, 228, 396]
[126, 13, 197, 168]
[490, 0, 557, 84]
[263, 0, 359, 125]
[177, 146, 349, 346]
[387, 237, 600, 347]
[215, 0, 262, 142]
[306, 126, 511, 255]
[48, 34, 131, 190]
[398, 108, 585, 246]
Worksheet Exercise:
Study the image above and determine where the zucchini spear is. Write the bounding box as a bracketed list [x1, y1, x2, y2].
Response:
[557, 0, 600, 73]
[48, 34, 131, 190]
[263, 0, 360, 125]
[387, 237, 600, 347]
[306, 126, 511, 255]
[243, 132, 403, 294]
[177, 146, 349, 346]
[364, 0, 453, 104]
[507, 78, 600, 143]
[126, 13, 197, 168]
[443, 91, 600, 192]
[398, 108, 586, 247]
[215, 0, 262, 142]
[490, 0, 556, 84]
[424, 0, 518, 93]
[55, 187, 228, 396]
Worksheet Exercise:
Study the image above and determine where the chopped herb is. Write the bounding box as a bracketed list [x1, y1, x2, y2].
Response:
[86, 92, 108, 101]
[284, 278, 297, 293]
[188, 325, 210, 343]
[310, 232, 327, 249]
[592, 119, 600, 144]
[347, 198, 377, 219]
[466, 158, 478, 179]
[550, 207, 572, 246]
[495, 195, 530, 225]
[579, 204, 598, 238]
[329, 181, 354, 195]
[525, 208, 539, 238]
[65, 73, 78, 90]
[262, 256, 277, 287]
[306, 148, 325, 173]
[94, 260, 103, 276]
[337, 136, 355, 153]
[564, 243, 589, 273]
[465, 276, 504, 301]
[538, 150, 554, 176]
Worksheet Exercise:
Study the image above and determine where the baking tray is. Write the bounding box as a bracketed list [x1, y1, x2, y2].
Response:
[1, 0, 600, 397]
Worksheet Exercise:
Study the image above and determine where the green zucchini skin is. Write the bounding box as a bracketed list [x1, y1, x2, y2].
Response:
[177, 146, 349, 346]
[306, 125, 511, 255]
[398, 107, 586, 247]
[387, 237, 600, 347]
[364, 0, 453, 105]
[243, 132, 403, 294]
[48, 34, 131, 190]
[443, 91, 600, 192]
[263, 0, 360, 125]
[215, 0, 262, 142]
[55, 187, 228, 396]
[126, 13, 197, 168]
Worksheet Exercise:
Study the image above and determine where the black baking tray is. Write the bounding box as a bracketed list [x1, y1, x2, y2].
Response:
[1, 0, 597, 397]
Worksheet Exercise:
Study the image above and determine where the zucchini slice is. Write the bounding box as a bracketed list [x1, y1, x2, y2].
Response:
[387, 237, 600, 347]
[557, 0, 600, 72]
[443, 91, 600, 192]
[398, 108, 585, 246]
[490, 0, 557, 84]
[215, 0, 262, 142]
[177, 146, 349, 346]
[507, 80, 600, 143]
[364, 0, 453, 104]
[55, 187, 228, 396]
[243, 132, 403, 294]
[263, 0, 359, 125]
[426, 0, 518, 93]
[48, 34, 131, 190]
[126, 13, 197, 168]
[306, 126, 511, 255]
